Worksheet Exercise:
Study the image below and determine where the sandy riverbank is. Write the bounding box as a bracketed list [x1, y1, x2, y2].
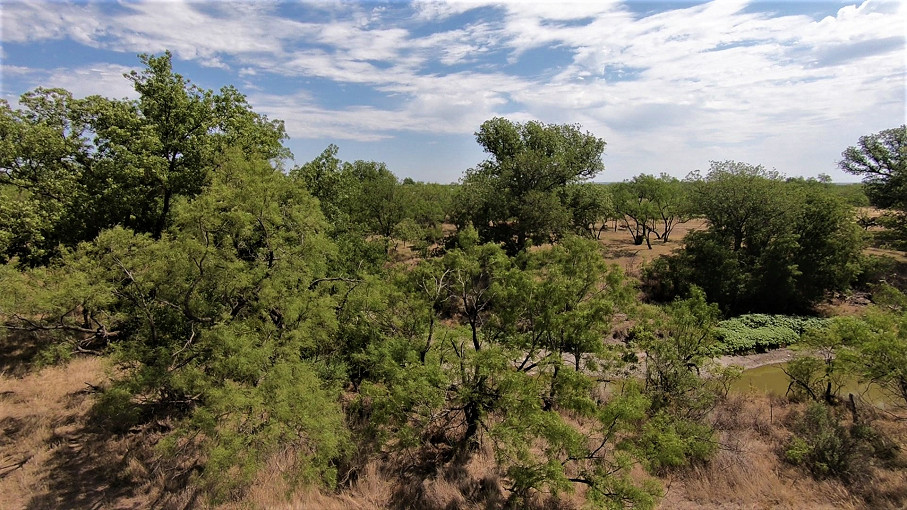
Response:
[715, 347, 794, 370]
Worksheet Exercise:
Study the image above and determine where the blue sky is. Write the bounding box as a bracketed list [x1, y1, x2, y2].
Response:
[2, 0, 904, 183]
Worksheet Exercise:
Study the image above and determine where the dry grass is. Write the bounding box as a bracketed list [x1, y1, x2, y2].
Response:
[866, 247, 907, 264]
[0, 355, 110, 509]
[0, 332, 178, 510]
[593, 219, 705, 277]
[659, 393, 907, 510]
[267, 445, 583, 510]
[257, 391, 907, 510]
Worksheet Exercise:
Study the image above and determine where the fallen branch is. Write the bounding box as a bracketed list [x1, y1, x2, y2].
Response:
[0, 454, 33, 478]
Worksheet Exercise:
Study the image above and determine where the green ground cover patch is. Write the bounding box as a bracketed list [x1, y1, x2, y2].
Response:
[713, 314, 829, 354]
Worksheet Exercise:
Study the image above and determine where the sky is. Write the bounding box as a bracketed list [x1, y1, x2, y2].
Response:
[1, 0, 904, 184]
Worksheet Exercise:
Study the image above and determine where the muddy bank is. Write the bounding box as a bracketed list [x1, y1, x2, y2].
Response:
[715, 347, 794, 370]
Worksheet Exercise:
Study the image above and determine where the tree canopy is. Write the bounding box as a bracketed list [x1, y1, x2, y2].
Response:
[612, 173, 689, 248]
[454, 117, 606, 253]
[839, 125, 906, 211]
[644, 161, 863, 314]
[0, 51, 288, 265]
[839, 125, 907, 248]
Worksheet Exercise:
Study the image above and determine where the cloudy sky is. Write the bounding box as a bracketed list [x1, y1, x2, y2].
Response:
[2, 0, 904, 183]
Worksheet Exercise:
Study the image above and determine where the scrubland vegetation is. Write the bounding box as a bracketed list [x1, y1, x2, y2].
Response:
[2, 52, 906, 509]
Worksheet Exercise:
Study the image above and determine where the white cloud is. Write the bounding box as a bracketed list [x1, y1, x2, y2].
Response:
[2, 0, 903, 179]
[48, 63, 140, 100]
[3, 63, 139, 101]
[412, 0, 492, 20]
[2, 1, 100, 42]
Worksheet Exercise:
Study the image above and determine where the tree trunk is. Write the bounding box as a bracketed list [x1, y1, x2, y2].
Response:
[469, 317, 481, 352]
[420, 314, 434, 364]
[463, 400, 480, 446]
[545, 364, 560, 411]
[153, 188, 172, 240]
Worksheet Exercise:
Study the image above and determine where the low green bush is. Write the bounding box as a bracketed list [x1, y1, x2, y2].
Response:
[713, 314, 829, 354]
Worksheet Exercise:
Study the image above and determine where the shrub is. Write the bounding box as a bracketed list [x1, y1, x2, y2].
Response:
[784, 402, 857, 480]
[636, 412, 716, 474]
[713, 314, 829, 354]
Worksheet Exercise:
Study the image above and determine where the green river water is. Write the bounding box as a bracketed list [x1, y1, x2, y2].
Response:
[732, 362, 896, 408]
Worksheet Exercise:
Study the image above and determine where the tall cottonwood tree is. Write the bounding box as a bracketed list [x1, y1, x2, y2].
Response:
[455, 117, 606, 253]
[840, 125, 907, 247]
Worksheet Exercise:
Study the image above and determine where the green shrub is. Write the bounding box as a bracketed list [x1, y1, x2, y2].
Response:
[35, 342, 73, 367]
[784, 402, 856, 480]
[713, 314, 829, 354]
[636, 412, 716, 474]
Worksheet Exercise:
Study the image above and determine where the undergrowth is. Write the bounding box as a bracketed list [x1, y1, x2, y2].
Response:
[713, 314, 830, 354]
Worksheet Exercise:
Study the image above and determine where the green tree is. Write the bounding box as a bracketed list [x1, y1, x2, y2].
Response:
[644, 162, 863, 314]
[689, 161, 790, 253]
[613, 175, 660, 248]
[118, 51, 290, 239]
[830, 285, 907, 409]
[394, 180, 451, 249]
[562, 182, 613, 239]
[291, 144, 351, 228]
[650, 174, 690, 243]
[788, 182, 865, 306]
[455, 117, 606, 253]
[0, 52, 289, 265]
[839, 125, 906, 211]
[2, 154, 347, 498]
[341, 160, 404, 238]
[353, 237, 664, 507]
[294, 149, 440, 257]
[612, 174, 689, 248]
[0, 89, 87, 264]
[627, 290, 738, 475]
[637, 289, 725, 415]
[839, 125, 907, 247]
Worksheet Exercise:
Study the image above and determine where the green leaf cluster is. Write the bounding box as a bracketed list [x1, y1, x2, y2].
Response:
[713, 314, 830, 354]
[0, 53, 289, 266]
[784, 402, 857, 479]
[291, 145, 454, 256]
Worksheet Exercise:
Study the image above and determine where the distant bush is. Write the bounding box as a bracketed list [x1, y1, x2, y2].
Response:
[828, 183, 870, 208]
[713, 314, 829, 354]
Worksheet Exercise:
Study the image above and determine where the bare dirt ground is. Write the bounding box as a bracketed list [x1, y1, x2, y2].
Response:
[0, 350, 114, 509]
[716, 348, 794, 370]
[595, 219, 706, 276]
[0, 332, 164, 510]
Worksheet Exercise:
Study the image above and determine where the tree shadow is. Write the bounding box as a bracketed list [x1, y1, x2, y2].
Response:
[24, 390, 153, 510]
[386, 444, 506, 510]
[0, 329, 52, 378]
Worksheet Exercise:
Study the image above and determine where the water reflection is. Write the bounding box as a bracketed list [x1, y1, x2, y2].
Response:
[731, 362, 895, 408]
